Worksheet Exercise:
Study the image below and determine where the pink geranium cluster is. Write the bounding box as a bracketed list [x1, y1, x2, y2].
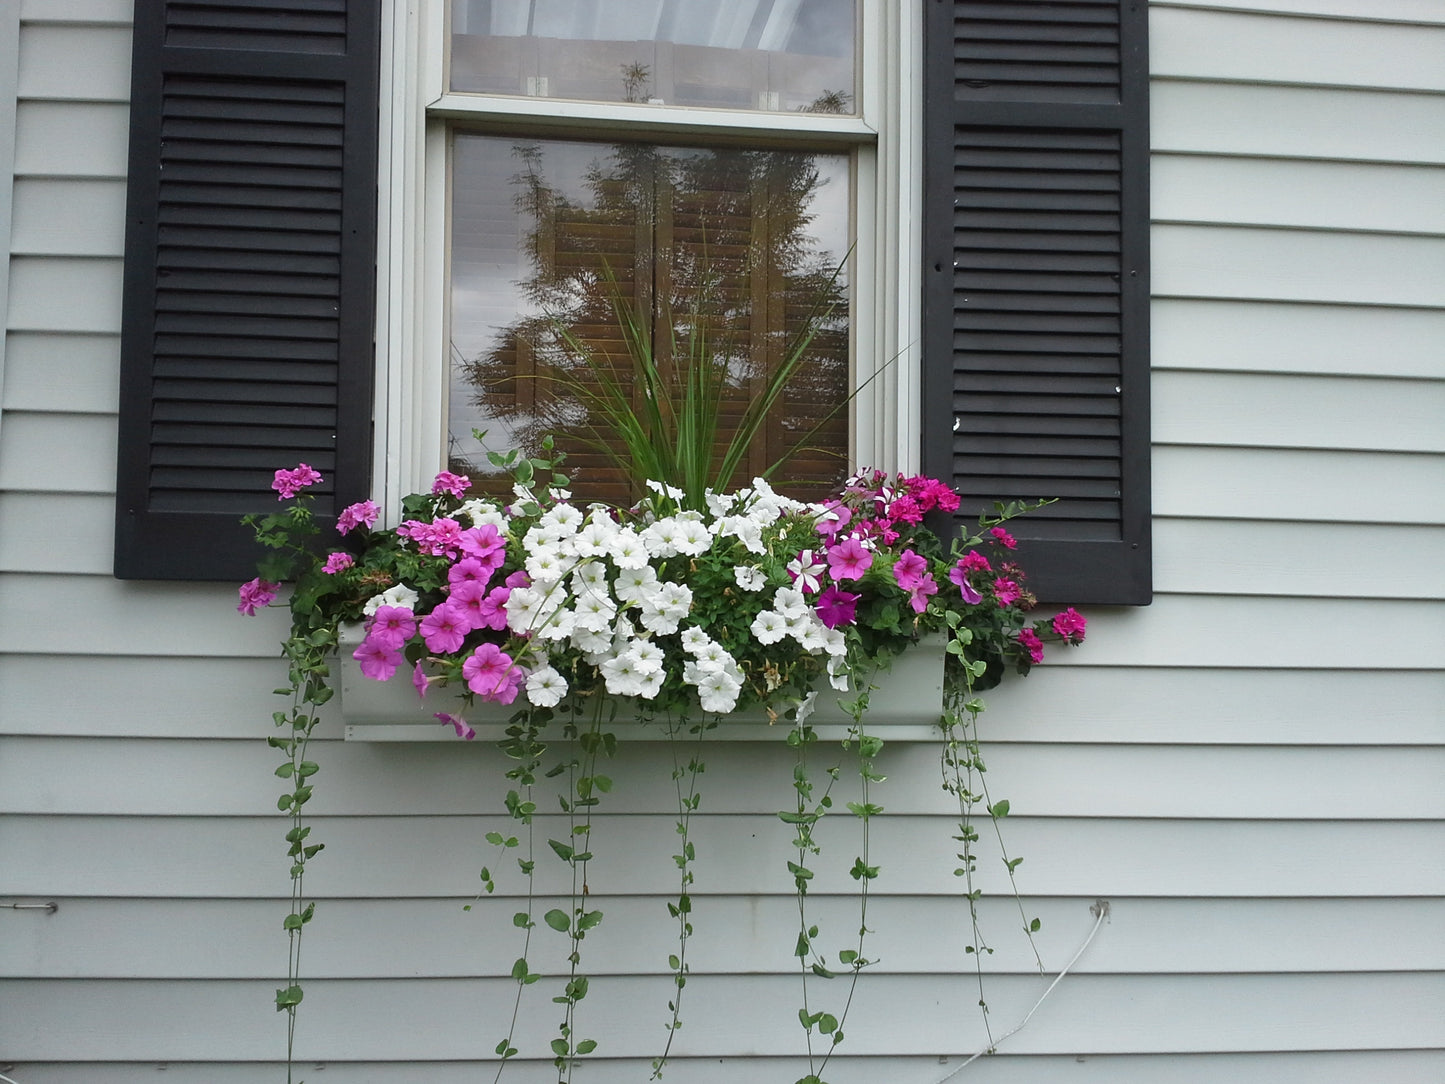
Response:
[272, 464, 322, 500]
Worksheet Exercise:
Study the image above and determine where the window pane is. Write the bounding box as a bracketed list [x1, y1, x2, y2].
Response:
[450, 0, 855, 113]
[448, 134, 851, 504]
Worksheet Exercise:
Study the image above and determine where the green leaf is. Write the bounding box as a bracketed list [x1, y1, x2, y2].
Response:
[988, 799, 1010, 818]
[550, 1039, 570, 1058]
[513, 912, 532, 928]
[777, 811, 818, 825]
[810, 963, 837, 979]
[283, 913, 304, 931]
[274, 984, 304, 1010]
[547, 839, 575, 862]
[274, 763, 295, 778]
[818, 1013, 838, 1035]
[543, 909, 571, 932]
[510, 957, 530, 981]
[485, 831, 506, 845]
[577, 909, 605, 931]
[576, 1039, 597, 1055]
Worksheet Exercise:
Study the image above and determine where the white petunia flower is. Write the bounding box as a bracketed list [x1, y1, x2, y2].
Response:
[574, 519, 619, 559]
[674, 517, 713, 556]
[613, 566, 658, 605]
[772, 586, 810, 621]
[630, 640, 666, 675]
[827, 655, 852, 692]
[642, 518, 684, 558]
[600, 652, 646, 697]
[364, 583, 419, 616]
[750, 609, 788, 645]
[697, 669, 742, 714]
[524, 544, 568, 584]
[734, 565, 767, 592]
[526, 666, 568, 708]
[457, 499, 507, 529]
[608, 526, 649, 569]
[679, 626, 713, 654]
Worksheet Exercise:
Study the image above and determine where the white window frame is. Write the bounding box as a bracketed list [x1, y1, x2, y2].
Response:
[373, 0, 920, 510]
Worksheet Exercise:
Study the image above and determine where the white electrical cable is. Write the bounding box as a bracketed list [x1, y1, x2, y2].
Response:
[936, 898, 1111, 1082]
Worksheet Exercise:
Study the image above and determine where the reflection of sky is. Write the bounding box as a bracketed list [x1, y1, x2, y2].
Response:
[453, 0, 854, 58]
[448, 135, 850, 470]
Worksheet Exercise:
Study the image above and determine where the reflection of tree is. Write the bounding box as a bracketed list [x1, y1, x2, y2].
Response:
[453, 137, 849, 504]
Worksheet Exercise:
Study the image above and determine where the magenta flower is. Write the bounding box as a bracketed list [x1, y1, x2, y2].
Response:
[907, 574, 938, 614]
[447, 556, 492, 589]
[958, 549, 991, 573]
[815, 501, 852, 538]
[504, 570, 531, 589]
[892, 549, 928, 591]
[476, 586, 512, 632]
[412, 662, 432, 700]
[420, 604, 467, 654]
[459, 524, 507, 568]
[887, 493, 923, 525]
[993, 578, 1021, 606]
[272, 463, 322, 500]
[236, 577, 279, 615]
[432, 470, 471, 498]
[399, 517, 464, 559]
[948, 562, 983, 605]
[354, 638, 403, 681]
[336, 499, 380, 534]
[447, 579, 487, 632]
[1017, 628, 1044, 664]
[367, 604, 417, 650]
[815, 585, 861, 629]
[989, 526, 1017, 550]
[827, 537, 873, 582]
[322, 551, 354, 575]
[435, 712, 476, 741]
[463, 643, 522, 703]
[1052, 607, 1088, 643]
[787, 549, 826, 594]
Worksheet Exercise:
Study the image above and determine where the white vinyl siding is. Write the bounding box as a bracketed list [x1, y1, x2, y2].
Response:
[1, 1, 1441, 1080]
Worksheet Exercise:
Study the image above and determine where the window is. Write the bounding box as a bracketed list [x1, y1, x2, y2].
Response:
[115, 0, 1147, 603]
[381, 0, 915, 509]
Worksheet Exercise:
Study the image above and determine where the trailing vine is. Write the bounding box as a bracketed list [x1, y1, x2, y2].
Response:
[240, 458, 1088, 1079]
[652, 711, 713, 1079]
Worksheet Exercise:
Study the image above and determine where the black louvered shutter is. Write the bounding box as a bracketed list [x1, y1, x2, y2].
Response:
[115, 0, 381, 580]
[922, 0, 1150, 605]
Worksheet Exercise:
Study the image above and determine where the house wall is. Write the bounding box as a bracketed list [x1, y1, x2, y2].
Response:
[1, 0, 1441, 1080]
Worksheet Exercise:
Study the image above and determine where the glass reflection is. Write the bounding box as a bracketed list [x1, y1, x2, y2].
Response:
[448, 135, 851, 504]
[450, 0, 855, 113]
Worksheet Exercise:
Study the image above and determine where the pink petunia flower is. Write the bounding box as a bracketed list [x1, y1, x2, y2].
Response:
[367, 604, 417, 650]
[272, 464, 322, 500]
[887, 494, 923, 525]
[989, 526, 1017, 550]
[353, 638, 403, 681]
[413, 662, 433, 700]
[432, 471, 471, 498]
[463, 643, 523, 703]
[322, 552, 354, 575]
[815, 585, 861, 629]
[907, 574, 938, 614]
[447, 556, 492, 589]
[815, 501, 852, 538]
[504, 570, 531, 589]
[237, 577, 280, 615]
[1017, 628, 1044, 664]
[476, 586, 512, 632]
[435, 712, 476, 741]
[419, 604, 468, 654]
[827, 537, 873, 582]
[459, 524, 507, 569]
[1052, 607, 1088, 643]
[892, 549, 929, 591]
[336, 500, 380, 534]
[993, 578, 1022, 607]
[948, 561, 983, 605]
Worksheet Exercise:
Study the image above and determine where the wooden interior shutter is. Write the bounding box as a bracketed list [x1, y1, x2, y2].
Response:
[922, 0, 1151, 605]
[114, 0, 381, 580]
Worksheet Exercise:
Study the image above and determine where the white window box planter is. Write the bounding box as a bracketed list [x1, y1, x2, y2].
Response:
[338, 624, 947, 742]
